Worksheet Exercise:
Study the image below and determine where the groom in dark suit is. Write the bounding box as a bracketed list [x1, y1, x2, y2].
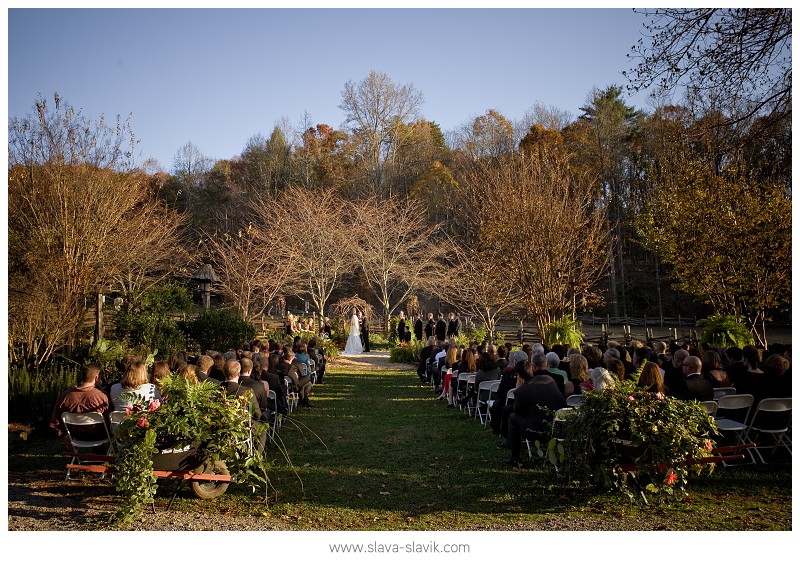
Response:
[361, 312, 370, 352]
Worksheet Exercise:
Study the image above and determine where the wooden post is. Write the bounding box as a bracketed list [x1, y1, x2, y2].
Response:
[94, 292, 104, 342]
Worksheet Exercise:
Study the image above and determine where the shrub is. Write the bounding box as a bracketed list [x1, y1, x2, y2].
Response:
[696, 315, 754, 348]
[114, 282, 193, 359]
[390, 339, 422, 364]
[541, 316, 584, 349]
[183, 308, 256, 352]
[549, 379, 718, 502]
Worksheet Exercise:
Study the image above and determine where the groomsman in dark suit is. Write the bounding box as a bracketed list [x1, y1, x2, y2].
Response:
[435, 313, 447, 342]
[361, 311, 370, 352]
[413, 313, 424, 342]
[396, 312, 407, 345]
[447, 312, 461, 338]
[424, 313, 435, 340]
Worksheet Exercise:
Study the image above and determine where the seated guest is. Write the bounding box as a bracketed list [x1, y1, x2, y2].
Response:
[257, 355, 288, 417]
[169, 351, 188, 373]
[605, 357, 626, 382]
[701, 349, 730, 388]
[432, 341, 450, 394]
[582, 344, 603, 369]
[295, 342, 312, 380]
[677, 355, 714, 401]
[637, 361, 666, 398]
[736, 346, 776, 405]
[496, 345, 509, 371]
[195, 355, 219, 384]
[491, 351, 529, 437]
[50, 363, 110, 439]
[208, 353, 226, 382]
[503, 359, 567, 467]
[588, 367, 615, 393]
[439, 345, 461, 401]
[762, 353, 791, 398]
[462, 351, 501, 407]
[308, 338, 327, 384]
[417, 336, 436, 383]
[278, 346, 312, 407]
[177, 363, 199, 384]
[448, 347, 478, 407]
[723, 346, 747, 385]
[663, 349, 689, 397]
[220, 359, 267, 453]
[239, 357, 271, 422]
[565, 353, 590, 397]
[546, 352, 568, 384]
[151, 361, 172, 394]
[110, 361, 161, 411]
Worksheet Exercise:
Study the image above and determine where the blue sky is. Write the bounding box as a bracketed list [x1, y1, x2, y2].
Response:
[8, 7, 656, 171]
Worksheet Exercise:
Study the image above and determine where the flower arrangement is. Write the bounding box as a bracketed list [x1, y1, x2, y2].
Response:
[549, 379, 719, 501]
[111, 375, 270, 524]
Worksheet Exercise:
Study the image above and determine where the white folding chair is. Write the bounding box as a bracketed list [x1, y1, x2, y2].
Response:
[566, 394, 586, 407]
[475, 380, 498, 425]
[308, 359, 317, 385]
[285, 376, 298, 413]
[713, 387, 737, 401]
[61, 412, 114, 480]
[745, 397, 792, 464]
[715, 394, 756, 464]
[505, 388, 515, 406]
[267, 390, 280, 439]
[465, 374, 477, 417]
[455, 372, 473, 411]
[699, 401, 718, 417]
[107, 411, 127, 449]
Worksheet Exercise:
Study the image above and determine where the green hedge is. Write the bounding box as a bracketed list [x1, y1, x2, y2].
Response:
[8, 363, 79, 425]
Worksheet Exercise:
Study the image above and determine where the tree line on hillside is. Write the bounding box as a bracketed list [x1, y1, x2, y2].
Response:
[8, 9, 791, 365]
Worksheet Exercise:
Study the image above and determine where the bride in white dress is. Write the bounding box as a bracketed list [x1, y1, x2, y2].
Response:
[343, 308, 363, 355]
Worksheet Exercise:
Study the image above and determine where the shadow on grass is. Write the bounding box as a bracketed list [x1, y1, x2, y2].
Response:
[264, 369, 583, 522]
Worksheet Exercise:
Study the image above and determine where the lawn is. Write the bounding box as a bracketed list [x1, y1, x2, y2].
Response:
[8, 358, 792, 532]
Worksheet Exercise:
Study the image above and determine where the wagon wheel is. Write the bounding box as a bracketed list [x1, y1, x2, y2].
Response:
[190, 459, 230, 500]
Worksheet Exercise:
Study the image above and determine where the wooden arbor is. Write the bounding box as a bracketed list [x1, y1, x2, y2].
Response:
[330, 296, 374, 339]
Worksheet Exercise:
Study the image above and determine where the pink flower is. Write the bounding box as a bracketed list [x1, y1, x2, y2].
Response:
[627, 396, 635, 402]
[125, 406, 132, 415]
[666, 472, 677, 485]
[148, 399, 161, 411]
[136, 418, 148, 428]
[705, 440, 713, 451]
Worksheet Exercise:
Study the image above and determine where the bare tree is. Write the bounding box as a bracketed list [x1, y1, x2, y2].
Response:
[350, 194, 445, 330]
[453, 140, 609, 338]
[8, 95, 183, 363]
[274, 185, 356, 317]
[626, 8, 791, 132]
[339, 70, 424, 195]
[434, 237, 518, 342]
[201, 218, 300, 323]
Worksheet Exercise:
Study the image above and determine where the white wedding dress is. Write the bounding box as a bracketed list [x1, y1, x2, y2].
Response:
[343, 314, 363, 355]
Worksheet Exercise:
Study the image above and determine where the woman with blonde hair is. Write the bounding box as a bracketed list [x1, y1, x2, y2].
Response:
[110, 361, 160, 411]
[177, 363, 199, 384]
[151, 361, 172, 394]
[565, 353, 589, 397]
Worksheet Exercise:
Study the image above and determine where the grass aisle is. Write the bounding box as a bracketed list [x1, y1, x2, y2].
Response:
[257, 360, 792, 531]
[266, 360, 560, 530]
